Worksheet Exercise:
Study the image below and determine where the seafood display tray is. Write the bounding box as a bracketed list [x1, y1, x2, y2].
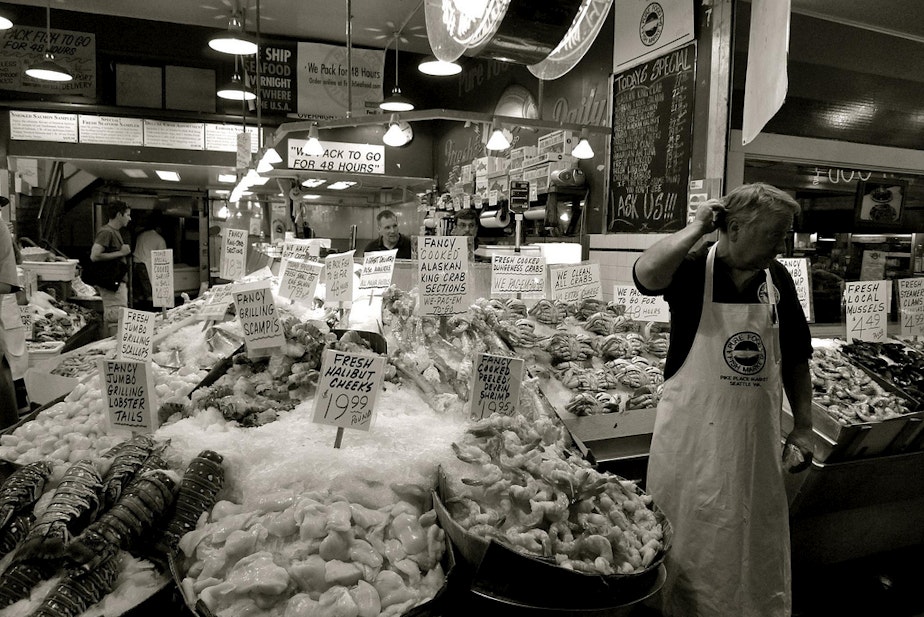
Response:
[538, 374, 656, 462]
[432, 472, 670, 611]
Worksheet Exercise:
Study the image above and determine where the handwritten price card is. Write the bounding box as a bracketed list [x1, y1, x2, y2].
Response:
[324, 250, 356, 307]
[778, 258, 814, 322]
[233, 281, 285, 350]
[313, 349, 385, 431]
[550, 263, 602, 302]
[198, 284, 233, 320]
[358, 249, 398, 292]
[613, 284, 670, 322]
[19, 306, 32, 339]
[278, 258, 323, 304]
[151, 249, 175, 308]
[897, 278, 924, 336]
[220, 228, 248, 281]
[844, 280, 888, 342]
[116, 308, 155, 362]
[491, 254, 546, 299]
[418, 236, 469, 316]
[470, 353, 525, 420]
[99, 359, 157, 433]
[281, 238, 326, 263]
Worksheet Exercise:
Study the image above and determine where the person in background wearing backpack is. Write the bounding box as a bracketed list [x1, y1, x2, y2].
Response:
[90, 201, 131, 337]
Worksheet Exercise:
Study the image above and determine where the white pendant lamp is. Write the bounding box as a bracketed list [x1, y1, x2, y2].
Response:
[485, 119, 511, 151]
[24, 2, 72, 82]
[209, 14, 258, 55]
[217, 72, 256, 100]
[0, 14, 13, 30]
[305, 124, 325, 156]
[383, 115, 413, 147]
[380, 34, 414, 112]
[571, 128, 594, 159]
[418, 56, 461, 76]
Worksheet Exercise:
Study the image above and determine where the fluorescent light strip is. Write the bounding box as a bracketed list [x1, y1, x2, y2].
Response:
[327, 181, 356, 190]
[218, 174, 237, 183]
[302, 194, 322, 200]
[301, 178, 326, 188]
[122, 169, 148, 178]
[155, 170, 181, 181]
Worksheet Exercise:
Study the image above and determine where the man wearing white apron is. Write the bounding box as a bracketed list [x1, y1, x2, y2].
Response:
[634, 183, 815, 617]
[0, 202, 23, 428]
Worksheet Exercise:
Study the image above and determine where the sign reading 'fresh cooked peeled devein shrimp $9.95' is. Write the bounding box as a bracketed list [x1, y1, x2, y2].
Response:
[844, 280, 889, 343]
[313, 349, 385, 432]
[99, 359, 157, 434]
[470, 353, 525, 420]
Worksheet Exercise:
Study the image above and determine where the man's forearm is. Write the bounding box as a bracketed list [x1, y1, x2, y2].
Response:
[783, 360, 813, 429]
[634, 221, 710, 290]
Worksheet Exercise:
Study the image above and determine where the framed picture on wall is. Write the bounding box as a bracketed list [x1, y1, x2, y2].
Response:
[855, 180, 907, 228]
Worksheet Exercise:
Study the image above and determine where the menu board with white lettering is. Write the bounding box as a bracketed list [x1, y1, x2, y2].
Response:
[150, 249, 175, 308]
[418, 236, 469, 316]
[233, 281, 285, 351]
[78, 115, 144, 146]
[358, 249, 397, 292]
[777, 258, 813, 322]
[198, 284, 233, 320]
[99, 359, 157, 433]
[613, 284, 670, 322]
[324, 250, 355, 307]
[312, 350, 385, 432]
[116, 308, 155, 362]
[550, 263, 602, 303]
[278, 258, 323, 304]
[608, 43, 696, 233]
[220, 228, 248, 281]
[470, 353, 525, 420]
[897, 278, 924, 336]
[844, 281, 888, 342]
[491, 255, 546, 299]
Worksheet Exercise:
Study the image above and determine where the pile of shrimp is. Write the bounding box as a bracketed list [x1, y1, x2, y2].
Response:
[444, 413, 666, 575]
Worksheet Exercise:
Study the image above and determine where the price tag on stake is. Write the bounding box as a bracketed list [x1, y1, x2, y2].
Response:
[470, 353, 524, 420]
[278, 258, 322, 304]
[313, 349, 385, 432]
[324, 250, 355, 307]
[233, 280, 285, 350]
[550, 263, 602, 303]
[199, 284, 233, 319]
[151, 249, 175, 308]
[220, 228, 247, 281]
[116, 308, 155, 362]
[358, 249, 397, 292]
[844, 280, 888, 342]
[99, 359, 157, 433]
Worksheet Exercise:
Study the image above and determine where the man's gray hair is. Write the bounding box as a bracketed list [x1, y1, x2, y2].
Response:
[724, 182, 800, 228]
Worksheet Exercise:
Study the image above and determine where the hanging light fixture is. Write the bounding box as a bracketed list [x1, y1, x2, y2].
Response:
[209, 13, 258, 55]
[305, 124, 325, 156]
[380, 34, 414, 112]
[256, 147, 282, 173]
[217, 72, 256, 100]
[485, 118, 511, 151]
[0, 12, 13, 30]
[24, 1, 72, 82]
[418, 56, 461, 76]
[383, 114, 412, 147]
[571, 128, 594, 159]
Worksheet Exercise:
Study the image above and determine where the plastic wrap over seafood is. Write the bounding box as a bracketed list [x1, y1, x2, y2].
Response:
[444, 413, 667, 575]
[179, 487, 447, 617]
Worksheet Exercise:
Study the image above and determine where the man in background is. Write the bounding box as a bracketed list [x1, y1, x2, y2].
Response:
[0, 196, 22, 428]
[90, 201, 131, 336]
[452, 208, 480, 260]
[364, 209, 411, 258]
[132, 211, 166, 309]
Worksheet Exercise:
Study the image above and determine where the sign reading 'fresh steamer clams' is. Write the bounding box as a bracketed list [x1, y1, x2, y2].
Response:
[897, 278, 924, 337]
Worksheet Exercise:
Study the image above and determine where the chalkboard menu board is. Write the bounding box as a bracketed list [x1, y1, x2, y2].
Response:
[608, 43, 696, 233]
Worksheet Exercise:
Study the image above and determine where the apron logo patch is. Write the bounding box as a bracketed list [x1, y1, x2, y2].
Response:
[724, 331, 766, 375]
[758, 282, 781, 304]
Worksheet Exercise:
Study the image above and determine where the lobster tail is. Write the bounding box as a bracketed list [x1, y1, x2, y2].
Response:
[99, 435, 167, 511]
[0, 460, 53, 531]
[30, 554, 121, 617]
[0, 511, 35, 558]
[157, 450, 224, 554]
[0, 560, 57, 608]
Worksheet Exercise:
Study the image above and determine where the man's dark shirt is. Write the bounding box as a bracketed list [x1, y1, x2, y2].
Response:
[634, 244, 813, 380]
[364, 234, 412, 259]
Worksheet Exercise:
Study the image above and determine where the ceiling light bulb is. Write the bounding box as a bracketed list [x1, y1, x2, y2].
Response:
[0, 15, 14, 30]
[383, 121, 409, 147]
[217, 74, 256, 101]
[217, 204, 231, 219]
[571, 133, 594, 159]
[305, 125, 325, 156]
[418, 56, 462, 76]
[261, 147, 282, 165]
[25, 53, 73, 82]
[379, 86, 414, 112]
[256, 158, 274, 174]
[209, 14, 258, 55]
[486, 123, 511, 151]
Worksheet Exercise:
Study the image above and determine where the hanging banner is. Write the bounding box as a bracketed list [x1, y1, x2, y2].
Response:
[296, 42, 385, 118]
[288, 139, 385, 174]
[742, 0, 791, 145]
[614, 0, 695, 72]
[242, 41, 299, 115]
[0, 26, 96, 97]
